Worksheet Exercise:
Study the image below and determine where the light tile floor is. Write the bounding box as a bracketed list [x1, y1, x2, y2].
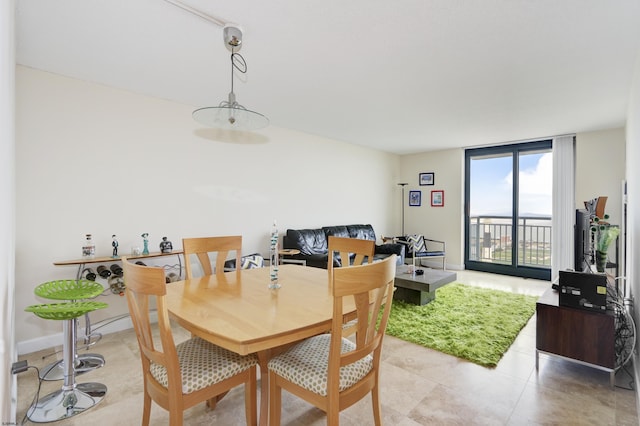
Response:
[15, 270, 639, 425]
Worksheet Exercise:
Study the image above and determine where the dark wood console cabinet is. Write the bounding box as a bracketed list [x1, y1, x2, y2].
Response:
[536, 287, 615, 387]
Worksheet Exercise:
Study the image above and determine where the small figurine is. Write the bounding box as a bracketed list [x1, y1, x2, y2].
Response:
[112, 234, 119, 258]
[141, 232, 149, 255]
[159, 236, 173, 253]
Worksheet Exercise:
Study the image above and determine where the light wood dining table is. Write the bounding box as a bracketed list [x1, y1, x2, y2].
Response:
[165, 264, 353, 426]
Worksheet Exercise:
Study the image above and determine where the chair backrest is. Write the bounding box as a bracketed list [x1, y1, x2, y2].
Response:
[327, 236, 377, 334]
[182, 236, 242, 279]
[121, 258, 181, 399]
[328, 236, 375, 268]
[327, 236, 376, 296]
[328, 254, 396, 393]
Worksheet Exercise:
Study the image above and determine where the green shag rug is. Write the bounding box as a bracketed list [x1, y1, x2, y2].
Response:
[386, 282, 538, 367]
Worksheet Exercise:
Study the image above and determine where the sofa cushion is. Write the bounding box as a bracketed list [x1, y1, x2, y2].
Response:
[301, 254, 331, 269]
[284, 228, 328, 255]
[322, 226, 350, 239]
[283, 224, 404, 269]
[346, 224, 376, 241]
[372, 253, 391, 263]
[375, 243, 403, 256]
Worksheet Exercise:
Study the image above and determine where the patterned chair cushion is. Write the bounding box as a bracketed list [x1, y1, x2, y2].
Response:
[268, 334, 373, 396]
[150, 337, 257, 394]
[406, 234, 427, 255]
[240, 254, 264, 269]
[223, 253, 265, 271]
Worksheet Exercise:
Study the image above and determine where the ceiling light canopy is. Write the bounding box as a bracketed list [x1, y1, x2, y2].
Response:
[192, 25, 268, 131]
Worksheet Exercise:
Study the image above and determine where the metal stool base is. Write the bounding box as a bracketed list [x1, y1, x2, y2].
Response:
[40, 354, 105, 381]
[27, 382, 107, 423]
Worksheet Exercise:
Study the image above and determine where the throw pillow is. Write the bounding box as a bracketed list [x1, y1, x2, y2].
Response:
[406, 235, 426, 254]
[241, 254, 264, 269]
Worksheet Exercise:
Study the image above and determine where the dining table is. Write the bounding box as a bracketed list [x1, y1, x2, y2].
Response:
[165, 264, 353, 426]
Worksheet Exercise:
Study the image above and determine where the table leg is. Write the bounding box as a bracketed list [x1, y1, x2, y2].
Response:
[610, 370, 615, 389]
[257, 351, 269, 426]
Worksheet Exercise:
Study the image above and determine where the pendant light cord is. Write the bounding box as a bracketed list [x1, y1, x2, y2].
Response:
[229, 49, 247, 100]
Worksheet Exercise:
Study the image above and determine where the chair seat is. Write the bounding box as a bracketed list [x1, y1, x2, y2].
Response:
[412, 251, 445, 258]
[268, 334, 373, 396]
[150, 337, 258, 394]
[34, 279, 105, 300]
[25, 301, 108, 320]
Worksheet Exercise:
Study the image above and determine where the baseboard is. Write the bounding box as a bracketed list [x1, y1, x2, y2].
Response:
[16, 312, 157, 356]
[415, 259, 463, 271]
[633, 354, 640, 420]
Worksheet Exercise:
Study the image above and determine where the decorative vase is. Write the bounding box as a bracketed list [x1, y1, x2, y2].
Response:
[595, 250, 607, 273]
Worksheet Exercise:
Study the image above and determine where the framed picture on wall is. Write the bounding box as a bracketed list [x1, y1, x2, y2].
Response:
[419, 172, 434, 186]
[409, 190, 421, 206]
[431, 190, 444, 207]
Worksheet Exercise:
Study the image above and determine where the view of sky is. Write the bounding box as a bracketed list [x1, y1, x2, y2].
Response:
[470, 152, 552, 217]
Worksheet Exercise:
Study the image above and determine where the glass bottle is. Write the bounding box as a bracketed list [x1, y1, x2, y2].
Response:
[82, 234, 95, 259]
[269, 221, 280, 289]
[141, 233, 149, 255]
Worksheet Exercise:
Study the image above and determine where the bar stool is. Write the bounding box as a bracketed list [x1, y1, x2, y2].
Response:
[25, 301, 108, 422]
[34, 280, 106, 381]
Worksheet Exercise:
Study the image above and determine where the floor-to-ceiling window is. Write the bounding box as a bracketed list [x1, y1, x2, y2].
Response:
[465, 141, 552, 280]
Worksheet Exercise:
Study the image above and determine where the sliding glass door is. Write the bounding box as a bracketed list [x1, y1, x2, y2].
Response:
[465, 141, 552, 280]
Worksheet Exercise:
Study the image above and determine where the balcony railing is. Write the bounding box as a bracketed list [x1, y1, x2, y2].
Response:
[469, 215, 552, 268]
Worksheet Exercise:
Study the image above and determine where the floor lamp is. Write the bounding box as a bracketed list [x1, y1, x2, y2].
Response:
[398, 183, 408, 236]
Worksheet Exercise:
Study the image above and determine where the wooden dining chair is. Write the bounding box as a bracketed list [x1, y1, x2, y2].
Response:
[328, 236, 376, 335]
[121, 258, 258, 426]
[267, 254, 397, 426]
[182, 236, 242, 279]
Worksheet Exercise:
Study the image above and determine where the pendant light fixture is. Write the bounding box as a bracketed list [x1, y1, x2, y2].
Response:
[162, 0, 268, 131]
[193, 25, 269, 131]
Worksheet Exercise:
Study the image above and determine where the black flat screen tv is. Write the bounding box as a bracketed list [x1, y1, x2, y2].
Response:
[574, 209, 591, 272]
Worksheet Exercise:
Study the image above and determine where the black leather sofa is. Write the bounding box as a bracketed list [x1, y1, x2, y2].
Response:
[282, 224, 404, 269]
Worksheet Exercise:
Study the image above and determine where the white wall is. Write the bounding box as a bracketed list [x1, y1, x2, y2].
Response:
[398, 149, 464, 269]
[15, 66, 400, 352]
[625, 48, 640, 398]
[575, 128, 626, 267]
[575, 127, 626, 226]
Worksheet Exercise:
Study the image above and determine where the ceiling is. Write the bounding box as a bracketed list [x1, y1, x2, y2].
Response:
[15, 0, 640, 154]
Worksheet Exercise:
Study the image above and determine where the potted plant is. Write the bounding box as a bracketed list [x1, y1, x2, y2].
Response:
[591, 214, 620, 273]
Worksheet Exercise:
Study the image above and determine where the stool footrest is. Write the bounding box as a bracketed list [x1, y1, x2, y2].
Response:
[40, 354, 105, 381]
